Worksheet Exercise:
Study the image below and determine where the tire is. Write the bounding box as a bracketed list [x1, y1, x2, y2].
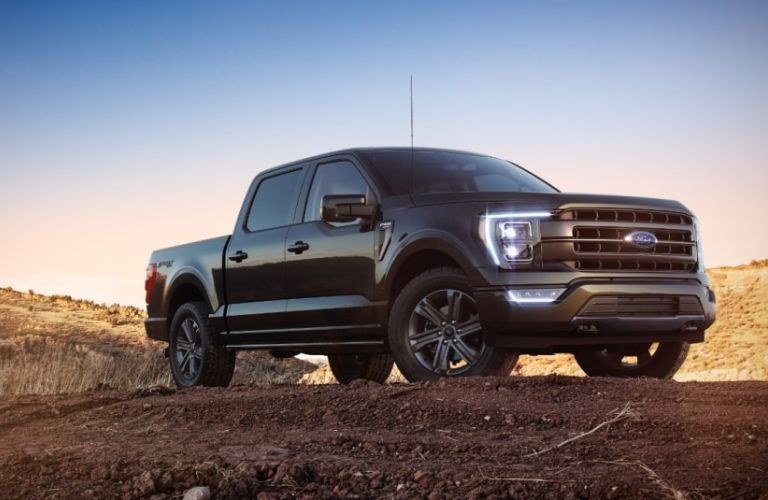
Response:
[574, 341, 689, 379]
[388, 267, 518, 382]
[168, 302, 236, 387]
[327, 353, 394, 384]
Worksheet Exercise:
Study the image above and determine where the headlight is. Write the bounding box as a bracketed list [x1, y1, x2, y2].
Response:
[693, 216, 705, 271]
[479, 211, 551, 268]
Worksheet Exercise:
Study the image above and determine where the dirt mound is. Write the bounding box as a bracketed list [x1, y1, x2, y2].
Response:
[1, 377, 766, 499]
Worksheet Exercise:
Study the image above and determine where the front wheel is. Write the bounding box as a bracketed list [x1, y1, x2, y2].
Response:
[327, 353, 394, 384]
[388, 267, 518, 382]
[574, 341, 689, 379]
[169, 302, 236, 387]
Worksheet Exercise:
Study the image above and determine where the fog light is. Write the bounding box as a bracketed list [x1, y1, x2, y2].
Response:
[507, 288, 566, 303]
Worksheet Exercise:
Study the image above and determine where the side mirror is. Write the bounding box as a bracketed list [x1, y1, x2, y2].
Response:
[321, 194, 376, 223]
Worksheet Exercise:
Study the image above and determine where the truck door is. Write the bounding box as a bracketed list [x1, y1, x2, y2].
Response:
[283, 157, 380, 336]
[224, 165, 308, 340]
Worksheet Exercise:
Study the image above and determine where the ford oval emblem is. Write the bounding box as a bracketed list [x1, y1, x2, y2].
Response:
[624, 230, 658, 249]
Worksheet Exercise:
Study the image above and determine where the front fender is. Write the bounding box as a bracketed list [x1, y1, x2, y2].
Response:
[382, 230, 487, 294]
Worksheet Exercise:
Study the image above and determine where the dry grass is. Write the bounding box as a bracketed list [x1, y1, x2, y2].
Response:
[0, 287, 315, 396]
[0, 337, 171, 395]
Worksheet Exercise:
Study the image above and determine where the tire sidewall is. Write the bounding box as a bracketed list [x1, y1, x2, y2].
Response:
[328, 353, 394, 384]
[328, 354, 368, 384]
[169, 302, 213, 387]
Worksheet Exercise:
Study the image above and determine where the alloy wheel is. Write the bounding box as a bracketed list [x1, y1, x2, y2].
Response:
[407, 288, 485, 376]
[175, 317, 204, 382]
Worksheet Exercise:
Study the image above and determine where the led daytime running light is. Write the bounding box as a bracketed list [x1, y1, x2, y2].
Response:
[507, 288, 565, 303]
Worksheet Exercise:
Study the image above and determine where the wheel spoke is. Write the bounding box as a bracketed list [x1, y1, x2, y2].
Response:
[447, 289, 462, 322]
[457, 317, 482, 337]
[410, 327, 442, 351]
[181, 320, 195, 343]
[179, 351, 192, 374]
[452, 337, 479, 364]
[432, 341, 451, 373]
[176, 339, 192, 352]
[415, 298, 448, 326]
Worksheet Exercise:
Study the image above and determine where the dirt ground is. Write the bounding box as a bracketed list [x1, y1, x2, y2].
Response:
[1, 377, 766, 499]
[1, 262, 767, 498]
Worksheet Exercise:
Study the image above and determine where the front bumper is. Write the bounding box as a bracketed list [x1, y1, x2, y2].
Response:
[474, 280, 716, 351]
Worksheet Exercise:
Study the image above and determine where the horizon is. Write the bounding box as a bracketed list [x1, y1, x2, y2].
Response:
[2, 1, 767, 307]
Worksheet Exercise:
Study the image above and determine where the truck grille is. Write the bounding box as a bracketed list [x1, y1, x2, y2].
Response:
[574, 259, 695, 272]
[579, 296, 704, 317]
[561, 209, 693, 225]
[541, 208, 698, 273]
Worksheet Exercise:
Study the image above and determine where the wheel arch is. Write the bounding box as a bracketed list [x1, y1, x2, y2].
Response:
[164, 272, 212, 334]
[384, 235, 484, 308]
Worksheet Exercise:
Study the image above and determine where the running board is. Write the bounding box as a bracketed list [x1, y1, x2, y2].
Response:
[225, 340, 385, 350]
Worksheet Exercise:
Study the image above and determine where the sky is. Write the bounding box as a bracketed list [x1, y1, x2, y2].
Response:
[1, 0, 767, 306]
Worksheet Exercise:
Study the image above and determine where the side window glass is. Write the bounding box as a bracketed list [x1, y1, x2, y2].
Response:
[246, 169, 304, 232]
[304, 161, 371, 224]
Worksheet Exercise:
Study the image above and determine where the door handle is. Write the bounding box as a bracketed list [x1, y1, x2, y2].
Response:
[228, 250, 248, 263]
[287, 241, 310, 254]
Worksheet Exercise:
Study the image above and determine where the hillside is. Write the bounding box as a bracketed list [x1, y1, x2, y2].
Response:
[0, 289, 315, 395]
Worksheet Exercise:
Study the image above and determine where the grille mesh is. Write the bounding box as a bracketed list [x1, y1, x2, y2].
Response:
[579, 296, 704, 317]
[560, 209, 693, 225]
[573, 226, 694, 256]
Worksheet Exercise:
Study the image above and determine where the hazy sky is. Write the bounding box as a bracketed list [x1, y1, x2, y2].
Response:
[1, 1, 767, 306]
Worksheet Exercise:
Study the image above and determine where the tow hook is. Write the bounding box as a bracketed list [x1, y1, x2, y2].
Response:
[576, 323, 599, 334]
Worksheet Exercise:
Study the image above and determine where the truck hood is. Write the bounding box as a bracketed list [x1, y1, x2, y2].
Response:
[411, 192, 692, 215]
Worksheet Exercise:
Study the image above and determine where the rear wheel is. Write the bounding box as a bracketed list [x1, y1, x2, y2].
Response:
[388, 267, 518, 382]
[327, 353, 394, 384]
[574, 341, 689, 379]
[169, 302, 236, 387]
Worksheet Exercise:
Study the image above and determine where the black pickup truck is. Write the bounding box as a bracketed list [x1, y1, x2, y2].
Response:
[145, 148, 716, 386]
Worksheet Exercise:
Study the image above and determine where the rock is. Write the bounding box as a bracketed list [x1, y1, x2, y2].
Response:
[157, 471, 174, 491]
[413, 470, 427, 482]
[183, 486, 211, 500]
[322, 411, 339, 424]
[134, 471, 156, 496]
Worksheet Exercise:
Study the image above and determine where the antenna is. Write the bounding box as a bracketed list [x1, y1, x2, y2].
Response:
[410, 75, 415, 196]
[410, 75, 414, 149]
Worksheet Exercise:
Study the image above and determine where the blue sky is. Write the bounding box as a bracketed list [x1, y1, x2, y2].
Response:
[1, 1, 767, 305]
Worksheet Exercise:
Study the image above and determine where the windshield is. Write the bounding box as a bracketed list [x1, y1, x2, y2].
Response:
[361, 150, 558, 196]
